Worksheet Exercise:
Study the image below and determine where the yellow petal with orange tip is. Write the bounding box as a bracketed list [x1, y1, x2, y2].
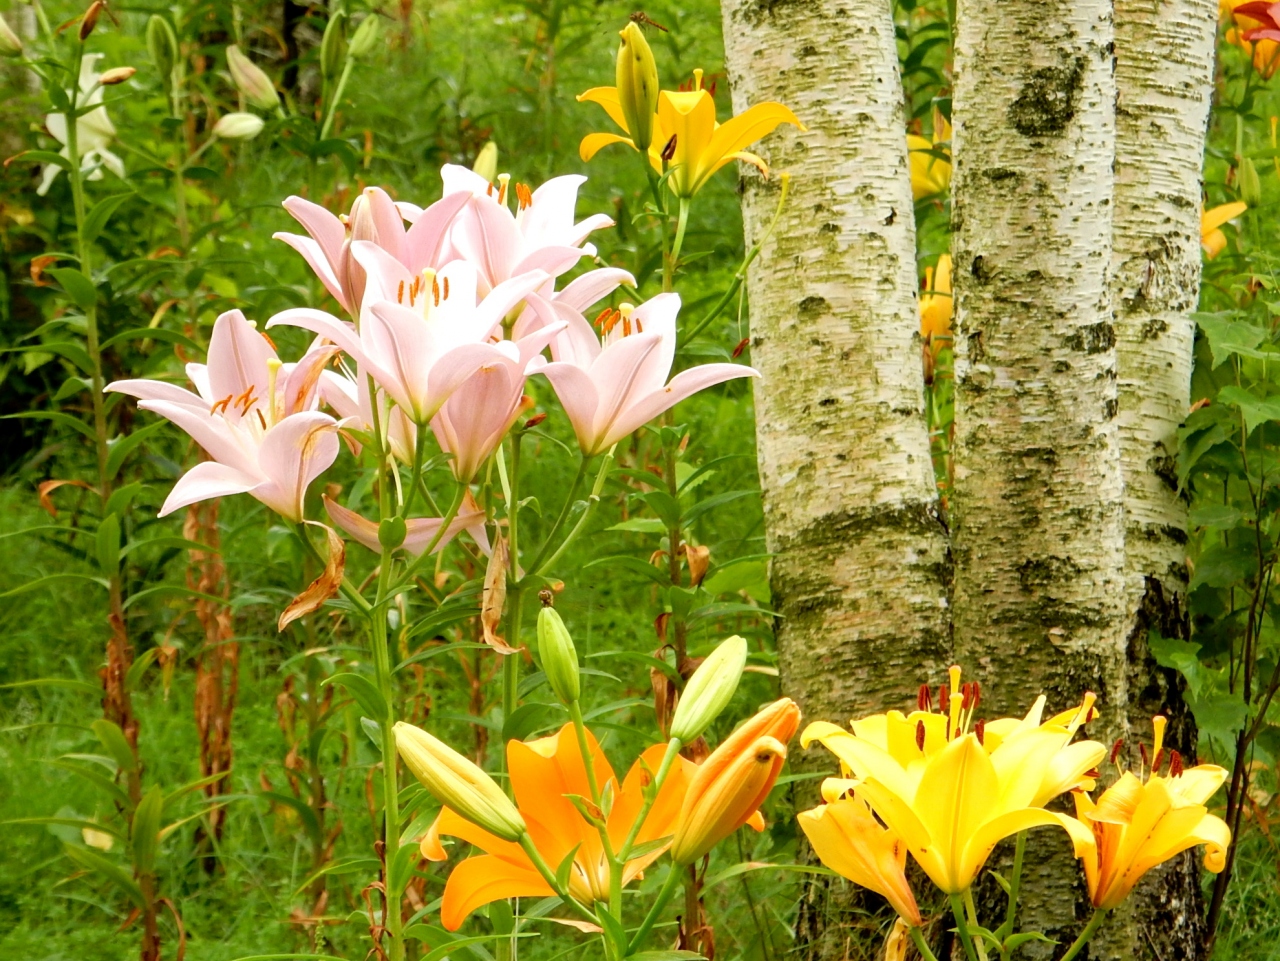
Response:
[577, 85, 631, 132]
[797, 797, 924, 927]
[439, 854, 553, 931]
[671, 734, 787, 864]
[580, 132, 636, 162]
[726, 149, 770, 179]
[419, 805, 525, 864]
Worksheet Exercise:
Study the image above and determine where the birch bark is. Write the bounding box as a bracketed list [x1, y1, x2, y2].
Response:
[949, 0, 1125, 950]
[720, 1, 950, 954]
[1108, 1, 1217, 957]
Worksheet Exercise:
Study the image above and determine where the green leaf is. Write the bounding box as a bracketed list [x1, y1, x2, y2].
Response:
[13, 149, 73, 171]
[82, 193, 134, 245]
[224, 956, 349, 961]
[1188, 505, 1242, 531]
[1187, 691, 1249, 756]
[53, 376, 90, 401]
[502, 702, 565, 742]
[1195, 314, 1270, 368]
[47, 268, 98, 311]
[259, 791, 323, 847]
[124, 646, 161, 693]
[92, 719, 138, 773]
[586, 650, 678, 681]
[625, 835, 672, 860]
[63, 842, 145, 909]
[292, 857, 380, 896]
[1148, 632, 1207, 699]
[48, 759, 131, 807]
[96, 513, 121, 577]
[1215, 386, 1280, 435]
[30, 342, 93, 375]
[597, 908, 628, 955]
[683, 489, 759, 527]
[0, 573, 109, 600]
[3, 816, 125, 841]
[105, 482, 146, 518]
[641, 490, 682, 529]
[0, 677, 99, 696]
[386, 839, 420, 903]
[105, 422, 167, 481]
[131, 785, 163, 874]
[583, 554, 671, 587]
[701, 861, 839, 892]
[555, 842, 582, 892]
[100, 327, 201, 352]
[3, 410, 97, 440]
[1003, 932, 1058, 951]
[606, 517, 667, 534]
[1189, 540, 1258, 589]
[393, 640, 489, 673]
[627, 952, 706, 961]
[322, 672, 388, 721]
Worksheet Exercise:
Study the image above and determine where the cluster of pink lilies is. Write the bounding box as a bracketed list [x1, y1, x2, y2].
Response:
[109, 164, 755, 543]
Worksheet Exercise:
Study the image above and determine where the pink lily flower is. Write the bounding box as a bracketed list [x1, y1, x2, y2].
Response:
[107, 310, 344, 521]
[431, 356, 534, 484]
[440, 164, 615, 296]
[534, 293, 759, 456]
[274, 186, 469, 317]
[318, 363, 419, 465]
[268, 256, 551, 424]
[324, 495, 490, 557]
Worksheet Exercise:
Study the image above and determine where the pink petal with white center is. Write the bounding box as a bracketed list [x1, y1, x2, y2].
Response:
[325, 495, 484, 558]
[267, 309, 367, 367]
[351, 240, 415, 307]
[555, 268, 636, 313]
[362, 187, 407, 264]
[282, 196, 346, 267]
[206, 310, 278, 420]
[137, 399, 258, 475]
[158, 461, 261, 517]
[280, 346, 340, 416]
[563, 213, 615, 250]
[185, 363, 214, 403]
[397, 201, 425, 223]
[422, 341, 514, 419]
[537, 361, 604, 454]
[404, 191, 471, 273]
[473, 269, 553, 339]
[455, 193, 520, 290]
[253, 411, 341, 521]
[515, 296, 600, 367]
[585, 331, 664, 441]
[106, 378, 206, 407]
[600, 363, 759, 450]
[273, 232, 349, 310]
[432, 361, 526, 481]
[319, 370, 361, 422]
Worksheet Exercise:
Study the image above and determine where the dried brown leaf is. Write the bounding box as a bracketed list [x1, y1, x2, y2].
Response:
[278, 524, 345, 632]
[37, 478, 92, 518]
[480, 535, 519, 654]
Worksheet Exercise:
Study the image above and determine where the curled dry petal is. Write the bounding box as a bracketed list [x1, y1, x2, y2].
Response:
[278, 523, 344, 631]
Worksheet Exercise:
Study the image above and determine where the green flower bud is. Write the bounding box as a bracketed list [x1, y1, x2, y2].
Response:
[320, 11, 347, 82]
[537, 594, 581, 705]
[212, 112, 265, 140]
[227, 44, 279, 112]
[349, 15, 382, 60]
[146, 16, 179, 93]
[616, 21, 659, 154]
[379, 516, 407, 551]
[472, 141, 499, 183]
[669, 635, 748, 743]
[1240, 157, 1263, 209]
[0, 12, 23, 58]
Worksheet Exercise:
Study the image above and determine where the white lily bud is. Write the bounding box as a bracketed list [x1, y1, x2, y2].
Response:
[472, 141, 498, 182]
[100, 66, 137, 86]
[348, 15, 382, 59]
[0, 12, 23, 58]
[212, 112, 265, 140]
[227, 45, 279, 111]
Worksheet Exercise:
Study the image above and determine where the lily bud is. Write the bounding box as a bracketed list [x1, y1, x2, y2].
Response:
[348, 14, 382, 59]
[80, 1, 103, 41]
[536, 596, 581, 705]
[227, 44, 279, 111]
[394, 722, 527, 842]
[1240, 156, 1263, 208]
[146, 16, 178, 92]
[212, 112, 265, 140]
[320, 11, 347, 81]
[472, 141, 499, 182]
[669, 634, 747, 743]
[100, 66, 136, 85]
[670, 697, 800, 864]
[616, 22, 658, 154]
[0, 12, 23, 58]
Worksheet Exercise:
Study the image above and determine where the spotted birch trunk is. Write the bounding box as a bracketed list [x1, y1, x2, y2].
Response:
[1107, 1, 1218, 958]
[720, 1, 950, 955]
[949, 0, 1125, 950]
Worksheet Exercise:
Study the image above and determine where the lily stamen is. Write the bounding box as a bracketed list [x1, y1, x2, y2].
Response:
[211, 394, 233, 415]
[515, 182, 532, 210]
[397, 280, 406, 304]
[497, 172, 510, 206]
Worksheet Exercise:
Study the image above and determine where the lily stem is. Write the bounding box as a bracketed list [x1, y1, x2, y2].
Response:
[370, 544, 404, 961]
[910, 926, 942, 961]
[964, 889, 989, 961]
[517, 834, 600, 927]
[532, 453, 613, 577]
[1058, 909, 1107, 961]
[527, 455, 590, 573]
[950, 893, 980, 961]
[627, 865, 682, 954]
[1003, 831, 1026, 940]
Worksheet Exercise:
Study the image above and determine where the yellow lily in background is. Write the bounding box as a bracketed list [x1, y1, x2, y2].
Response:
[578, 69, 803, 198]
[798, 791, 923, 927]
[803, 667, 1102, 894]
[1202, 202, 1248, 258]
[907, 115, 951, 201]
[919, 254, 953, 343]
[1073, 716, 1230, 910]
[419, 724, 695, 929]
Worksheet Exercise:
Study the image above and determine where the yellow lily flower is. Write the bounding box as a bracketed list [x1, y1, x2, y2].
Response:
[907, 115, 951, 201]
[419, 723, 696, 929]
[578, 69, 803, 198]
[803, 667, 1103, 895]
[919, 254, 953, 343]
[1202, 201, 1247, 259]
[1073, 716, 1230, 910]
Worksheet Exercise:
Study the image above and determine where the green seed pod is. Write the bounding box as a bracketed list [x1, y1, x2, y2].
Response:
[537, 595, 581, 705]
[615, 21, 658, 154]
[472, 141, 499, 182]
[348, 15, 381, 60]
[379, 516, 407, 551]
[146, 16, 178, 93]
[320, 11, 347, 82]
[1240, 157, 1263, 209]
[669, 635, 748, 743]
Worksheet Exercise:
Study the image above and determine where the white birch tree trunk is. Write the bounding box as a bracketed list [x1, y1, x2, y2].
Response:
[720, 0, 950, 955]
[1108, 1, 1218, 957]
[949, 0, 1125, 950]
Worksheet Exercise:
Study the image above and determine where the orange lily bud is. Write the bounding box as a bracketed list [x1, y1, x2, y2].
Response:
[395, 721, 526, 842]
[80, 1, 103, 41]
[670, 697, 800, 864]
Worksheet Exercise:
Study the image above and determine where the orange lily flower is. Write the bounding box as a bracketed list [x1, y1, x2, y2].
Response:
[1073, 716, 1230, 910]
[1225, 0, 1280, 78]
[920, 254, 953, 343]
[1202, 202, 1247, 259]
[420, 723, 695, 930]
[670, 697, 801, 864]
[907, 115, 951, 201]
[578, 70, 803, 198]
[798, 789, 923, 927]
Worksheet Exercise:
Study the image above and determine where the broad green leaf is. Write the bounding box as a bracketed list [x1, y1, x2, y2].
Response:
[92, 718, 137, 773]
[131, 785, 163, 873]
[63, 842, 145, 909]
[322, 672, 388, 721]
[259, 791, 323, 847]
[3, 410, 97, 440]
[48, 759, 131, 807]
[1187, 505, 1242, 530]
[1194, 314, 1270, 368]
[641, 490, 682, 529]
[293, 857, 380, 895]
[47, 268, 98, 311]
[100, 327, 201, 352]
[502, 702, 565, 742]
[123, 646, 161, 693]
[583, 554, 671, 587]
[96, 513, 121, 577]
[607, 517, 666, 534]
[1215, 386, 1280, 434]
[82, 193, 133, 245]
[1189, 540, 1258, 589]
[1148, 632, 1208, 699]
[1187, 691, 1249, 757]
[105, 422, 166, 480]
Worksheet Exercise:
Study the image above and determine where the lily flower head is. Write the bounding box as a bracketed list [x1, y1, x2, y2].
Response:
[438, 164, 616, 297]
[268, 256, 553, 424]
[419, 723, 697, 929]
[907, 114, 951, 201]
[578, 69, 803, 198]
[431, 356, 534, 483]
[274, 185, 470, 317]
[533, 293, 759, 456]
[920, 254, 953, 343]
[1202, 202, 1247, 259]
[802, 666, 1102, 895]
[1073, 716, 1230, 910]
[798, 791, 923, 927]
[670, 697, 801, 864]
[39, 54, 126, 196]
[1225, 0, 1280, 78]
[107, 310, 342, 521]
